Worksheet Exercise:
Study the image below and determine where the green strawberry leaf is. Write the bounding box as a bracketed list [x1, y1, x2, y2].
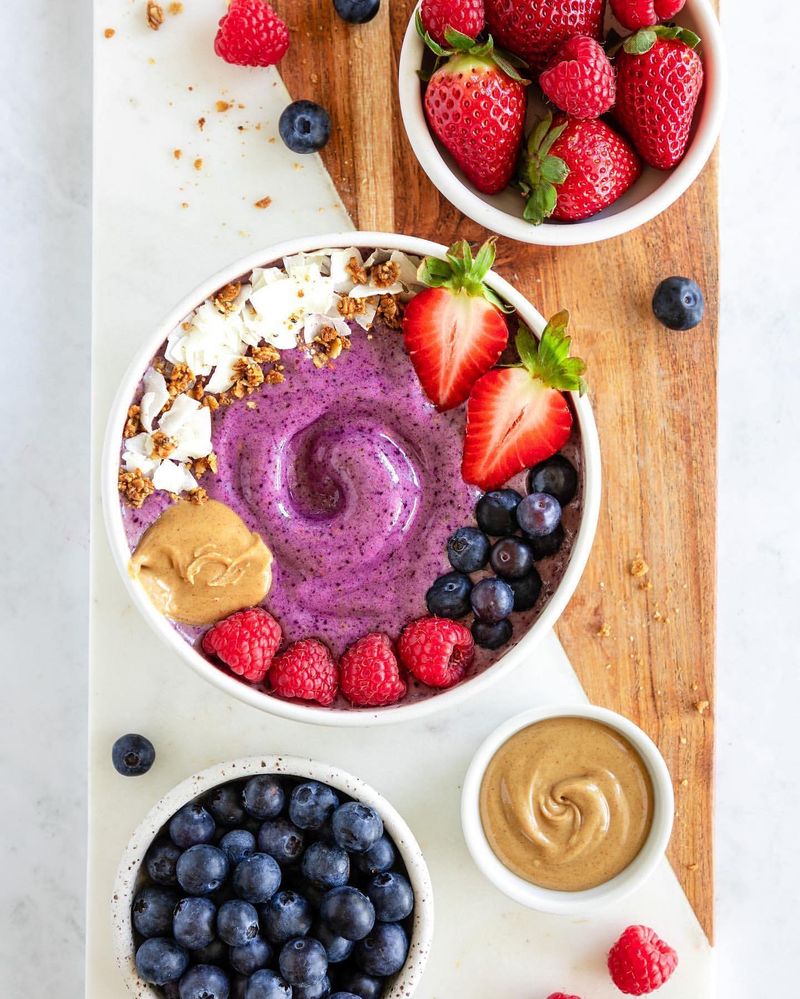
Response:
[622, 24, 701, 55]
[519, 115, 570, 226]
[623, 28, 658, 54]
[417, 238, 513, 312]
[539, 155, 569, 184]
[516, 314, 588, 394]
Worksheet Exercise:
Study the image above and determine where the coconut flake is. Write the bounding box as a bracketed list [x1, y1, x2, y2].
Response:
[153, 460, 198, 493]
[329, 248, 364, 294]
[139, 368, 170, 432]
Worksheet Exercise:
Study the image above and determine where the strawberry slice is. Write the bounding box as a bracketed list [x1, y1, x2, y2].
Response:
[403, 239, 510, 411]
[462, 311, 587, 490]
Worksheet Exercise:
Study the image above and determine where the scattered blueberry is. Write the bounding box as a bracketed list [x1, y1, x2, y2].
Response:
[217, 900, 260, 947]
[353, 836, 395, 877]
[220, 829, 257, 866]
[527, 455, 578, 506]
[446, 527, 490, 573]
[279, 101, 332, 154]
[290, 782, 340, 831]
[315, 921, 354, 963]
[112, 733, 155, 777]
[471, 618, 513, 650]
[652, 276, 705, 330]
[470, 577, 514, 623]
[293, 974, 332, 999]
[229, 937, 273, 977]
[278, 937, 329, 987]
[320, 886, 375, 941]
[233, 853, 282, 904]
[176, 844, 230, 896]
[208, 786, 246, 828]
[258, 818, 305, 865]
[425, 571, 472, 619]
[262, 891, 314, 945]
[526, 524, 565, 559]
[244, 968, 292, 999]
[489, 536, 535, 580]
[135, 937, 189, 985]
[145, 838, 182, 886]
[331, 803, 383, 854]
[178, 964, 230, 999]
[133, 886, 179, 939]
[355, 922, 408, 977]
[335, 971, 382, 999]
[475, 489, 522, 536]
[365, 872, 414, 922]
[517, 492, 562, 538]
[243, 776, 285, 820]
[333, 0, 381, 24]
[302, 841, 351, 889]
[169, 803, 216, 849]
[508, 569, 543, 611]
[172, 897, 216, 950]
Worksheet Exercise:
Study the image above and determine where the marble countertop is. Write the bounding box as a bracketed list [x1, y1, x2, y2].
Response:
[1, 1, 797, 996]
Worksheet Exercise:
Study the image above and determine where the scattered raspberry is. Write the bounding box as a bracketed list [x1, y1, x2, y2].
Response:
[269, 639, 338, 706]
[420, 0, 485, 47]
[610, 0, 685, 30]
[214, 0, 289, 68]
[547, 994, 582, 999]
[397, 616, 474, 688]
[608, 925, 678, 995]
[539, 34, 616, 119]
[339, 633, 407, 707]
[201, 607, 282, 684]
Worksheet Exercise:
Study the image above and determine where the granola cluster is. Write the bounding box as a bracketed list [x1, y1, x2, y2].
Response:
[119, 467, 155, 508]
[308, 324, 351, 369]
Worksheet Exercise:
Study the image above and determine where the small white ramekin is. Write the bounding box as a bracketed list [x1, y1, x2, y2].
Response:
[399, 0, 727, 246]
[111, 755, 434, 998]
[461, 704, 674, 914]
[102, 230, 601, 727]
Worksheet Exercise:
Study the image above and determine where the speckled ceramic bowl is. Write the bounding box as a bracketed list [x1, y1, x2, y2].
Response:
[111, 755, 434, 998]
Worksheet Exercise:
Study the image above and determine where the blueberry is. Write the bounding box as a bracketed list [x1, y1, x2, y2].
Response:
[230, 937, 273, 976]
[334, 972, 382, 999]
[178, 964, 230, 999]
[208, 786, 247, 828]
[279, 101, 332, 154]
[314, 922, 354, 963]
[132, 886, 179, 938]
[320, 887, 375, 941]
[233, 853, 282, 904]
[475, 490, 522, 536]
[170, 803, 217, 849]
[112, 733, 155, 776]
[243, 776, 285, 820]
[526, 524, 565, 559]
[333, 0, 381, 24]
[279, 937, 329, 986]
[470, 577, 514, 623]
[135, 937, 189, 985]
[471, 618, 513, 650]
[527, 455, 578, 506]
[508, 569, 542, 611]
[290, 782, 340, 831]
[489, 537, 535, 580]
[172, 896, 216, 950]
[302, 842, 350, 890]
[218, 899, 260, 947]
[293, 974, 331, 999]
[329, 994, 361, 999]
[425, 571, 472, 619]
[331, 803, 383, 854]
[176, 844, 230, 896]
[365, 872, 414, 922]
[446, 527, 490, 573]
[145, 838, 183, 885]
[517, 492, 562, 538]
[262, 891, 314, 944]
[258, 818, 305, 864]
[652, 276, 705, 330]
[221, 829, 258, 866]
[245, 969, 292, 999]
[355, 922, 408, 977]
[353, 836, 395, 876]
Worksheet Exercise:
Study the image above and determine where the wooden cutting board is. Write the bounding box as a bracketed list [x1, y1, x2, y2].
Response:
[280, 0, 718, 941]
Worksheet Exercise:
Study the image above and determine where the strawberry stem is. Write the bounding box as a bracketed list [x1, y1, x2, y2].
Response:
[516, 313, 587, 394]
[621, 24, 701, 55]
[414, 9, 530, 83]
[518, 113, 570, 226]
[417, 238, 513, 312]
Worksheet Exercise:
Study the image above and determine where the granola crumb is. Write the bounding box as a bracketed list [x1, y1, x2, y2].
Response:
[149, 430, 177, 459]
[173, 148, 182, 160]
[198, 117, 206, 130]
[123, 405, 142, 439]
[146, 2, 165, 31]
[694, 700, 710, 715]
[188, 487, 209, 505]
[194, 157, 203, 171]
[254, 196, 273, 209]
[250, 344, 280, 364]
[265, 369, 285, 386]
[169, 1, 183, 14]
[119, 467, 155, 508]
[597, 622, 611, 638]
[679, 778, 689, 788]
[629, 555, 649, 578]
[231, 357, 265, 398]
[375, 294, 404, 330]
[192, 453, 218, 478]
[346, 257, 368, 286]
[371, 261, 400, 289]
[639, 579, 653, 591]
[202, 395, 220, 412]
[104, 27, 116, 38]
[337, 296, 367, 320]
[216, 100, 231, 112]
[188, 378, 206, 401]
[309, 324, 351, 369]
[168, 363, 194, 396]
[180, 202, 189, 209]
[245, 400, 257, 410]
[213, 281, 241, 313]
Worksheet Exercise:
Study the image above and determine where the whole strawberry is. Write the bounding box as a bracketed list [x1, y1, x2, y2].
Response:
[214, 0, 289, 68]
[269, 638, 338, 706]
[614, 26, 704, 169]
[485, 0, 607, 71]
[540, 34, 616, 119]
[520, 113, 640, 223]
[608, 925, 678, 995]
[422, 32, 528, 194]
[398, 616, 475, 688]
[202, 607, 282, 684]
[611, 0, 685, 30]
[419, 0, 485, 47]
[339, 633, 407, 707]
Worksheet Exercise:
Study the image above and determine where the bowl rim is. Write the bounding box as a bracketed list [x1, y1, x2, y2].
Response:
[398, 0, 728, 247]
[102, 230, 602, 727]
[460, 703, 675, 914]
[111, 755, 435, 998]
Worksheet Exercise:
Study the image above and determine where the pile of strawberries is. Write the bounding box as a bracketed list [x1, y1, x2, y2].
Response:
[419, 0, 705, 222]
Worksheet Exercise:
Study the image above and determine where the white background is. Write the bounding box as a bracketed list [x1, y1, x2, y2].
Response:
[1, 0, 798, 995]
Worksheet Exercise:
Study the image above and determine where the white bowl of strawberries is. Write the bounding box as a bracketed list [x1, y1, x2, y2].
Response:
[399, 0, 726, 245]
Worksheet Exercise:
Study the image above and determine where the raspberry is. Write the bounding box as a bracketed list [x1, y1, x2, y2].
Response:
[610, 0, 685, 30]
[339, 633, 407, 707]
[539, 35, 616, 119]
[547, 994, 582, 999]
[214, 0, 289, 68]
[608, 925, 678, 995]
[397, 616, 474, 688]
[201, 607, 282, 684]
[420, 0, 485, 47]
[269, 639, 338, 706]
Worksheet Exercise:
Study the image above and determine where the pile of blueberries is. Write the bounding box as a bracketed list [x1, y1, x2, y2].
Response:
[426, 455, 579, 650]
[132, 774, 414, 999]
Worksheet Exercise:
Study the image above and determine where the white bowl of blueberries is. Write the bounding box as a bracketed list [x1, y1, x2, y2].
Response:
[112, 756, 433, 999]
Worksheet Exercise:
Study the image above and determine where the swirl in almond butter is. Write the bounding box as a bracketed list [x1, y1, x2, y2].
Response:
[130, 499, 273, 626]
[479, 717, 654, 891]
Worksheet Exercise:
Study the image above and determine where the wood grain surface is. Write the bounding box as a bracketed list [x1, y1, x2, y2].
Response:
[279, 0, 718, 941]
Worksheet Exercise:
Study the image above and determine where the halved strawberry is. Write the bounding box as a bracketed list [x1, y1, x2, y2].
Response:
[403, 239, 510, 411]
[462, 312, 586, 489]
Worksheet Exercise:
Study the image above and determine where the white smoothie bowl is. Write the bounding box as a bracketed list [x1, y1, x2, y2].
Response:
[111, 755, 434, 998]
[398, 0, 727, 246]
[461, 704, 674, 914]
[102, 231, 601, 726]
